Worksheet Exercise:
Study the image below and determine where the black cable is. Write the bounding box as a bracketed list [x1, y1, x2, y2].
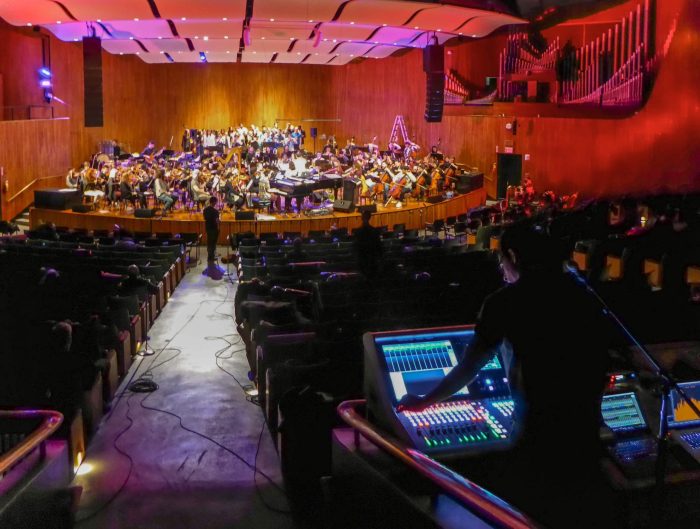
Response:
[74, 394, 136, 525]
[253, 416, 293, 515]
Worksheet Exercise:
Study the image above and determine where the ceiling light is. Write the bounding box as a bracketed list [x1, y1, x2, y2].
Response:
[308, 19, 313, 23]
[26, 23, 31, 26]
[437, 29, 441, 32]
[374, 41, 378, 44]
[323, 38, 327, 41]
[350, 21, 355, 25]
[269, 18, 275, 22]
[119, 52, 123, 55]
[129, 37, 134, 40]
[332, 39, 337, 42]
[194, 36, 199, 39]
[472, 34, 477, 37]
[136, 52, 140, 55]
[458, 32, 463, 35]
[97, 19, 101, 22]
[227, 51, 230, 53]
[158, 36, 162, 39]
[74, 38, 79, 41]
[382, 24, 387, 27]
[134, 18, 139, 21]
[181, 17, 186, 21]
[224, 35, 229, 39]
[56, 20, 61, 24]
[414, 26, 419, 29]
[203, 36, 209, 41]
[297, 52, 301, 55]
[290, 37, 294, 40]
[252, 51, 256, 54]
[392, 42, 397, 45]
[314, 53, 318, 55]
[350, 54, 354, 57]
[261, 37, 265, 39]
[222, 17, 228, 21]
[160, 51, 164, 54]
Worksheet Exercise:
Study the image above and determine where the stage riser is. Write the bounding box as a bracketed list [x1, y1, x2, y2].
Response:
[30, 189, 484, 244]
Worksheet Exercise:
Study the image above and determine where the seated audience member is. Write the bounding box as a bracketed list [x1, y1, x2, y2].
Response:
[119, 264, 160, 296]
[287, 237, 308, 262]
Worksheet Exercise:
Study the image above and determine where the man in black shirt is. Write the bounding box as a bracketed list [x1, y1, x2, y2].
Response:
[203, 196, 220, 263]
[399, 221, 614, 528]
[353, 210, 383, 279]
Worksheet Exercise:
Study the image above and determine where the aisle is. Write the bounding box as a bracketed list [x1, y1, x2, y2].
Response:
[73, 257, 294, 529]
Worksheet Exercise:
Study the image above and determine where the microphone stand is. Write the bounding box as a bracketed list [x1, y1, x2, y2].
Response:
[566, 265, 700, 515]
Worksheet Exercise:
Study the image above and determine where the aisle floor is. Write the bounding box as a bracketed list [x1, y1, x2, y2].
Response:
[73, 255, 294, 529]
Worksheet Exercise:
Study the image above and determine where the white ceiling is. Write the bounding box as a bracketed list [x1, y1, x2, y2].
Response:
[0, 0, 526, 64]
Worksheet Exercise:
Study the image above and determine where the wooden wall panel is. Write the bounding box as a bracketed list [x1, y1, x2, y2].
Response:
[0, 118, 71, 220]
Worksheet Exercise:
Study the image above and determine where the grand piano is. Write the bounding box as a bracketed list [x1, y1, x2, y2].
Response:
[270, 172, 343, 200]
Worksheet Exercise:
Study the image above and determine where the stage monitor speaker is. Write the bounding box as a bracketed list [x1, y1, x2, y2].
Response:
[310, 127, 318, 138]
[235, 210, 256, 221]
[425, 72, 444, 123]
[426, 195, 444, 204]
[83, 36, 103, 127]
[333, 200, 355, 213]
[72, 204, 93, 213]
[357, 204, 377, 214]
[423, 44, 444, 74]
[135, 208, 156, 218]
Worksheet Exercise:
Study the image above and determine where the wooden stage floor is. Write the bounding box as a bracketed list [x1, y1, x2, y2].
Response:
[29, 188, 486, 244]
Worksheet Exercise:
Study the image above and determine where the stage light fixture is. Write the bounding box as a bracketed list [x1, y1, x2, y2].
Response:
[199, 52, 207, 62]
[38, 67, 52, 78]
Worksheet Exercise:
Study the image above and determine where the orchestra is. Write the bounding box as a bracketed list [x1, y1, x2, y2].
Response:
[65, 122, 468, 217]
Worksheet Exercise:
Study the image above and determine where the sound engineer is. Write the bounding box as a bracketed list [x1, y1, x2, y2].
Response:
[398, 221, 615, 528]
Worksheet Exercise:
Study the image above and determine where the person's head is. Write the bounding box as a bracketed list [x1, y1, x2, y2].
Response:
[361, 210, 373, 225]
[209, 196, 218, 207]
[127, 264, 140, 278]
[292, 237, 303, 250]
[498, 221, 562, 283]
[51, 321, 73, 354]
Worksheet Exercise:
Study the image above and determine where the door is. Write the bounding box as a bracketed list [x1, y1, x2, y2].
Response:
[496, 153, 522, 199]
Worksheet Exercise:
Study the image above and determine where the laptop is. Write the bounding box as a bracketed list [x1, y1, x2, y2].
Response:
[668, 381, 700, 464]
[601, 392, 658, 474]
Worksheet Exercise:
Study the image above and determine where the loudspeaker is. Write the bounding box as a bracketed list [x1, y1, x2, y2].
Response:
[423, 44, 444, 74]
[310, 127, 318, 138]
[425, 72, 444, 123]
[333, 200, 355, 213]
[357, 204, 377, 214]
[72, 204, 93, 213]
[235, 210, 256, 221]
[134, 208, 156, 218]
[426, 195, 444, 204]
[83, 36, 103, 127]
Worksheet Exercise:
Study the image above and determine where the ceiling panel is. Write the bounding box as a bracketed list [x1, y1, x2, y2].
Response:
[302, 53, 341, 65]
[241, 51, 276, 63]
[292, 40, 337, 55]
[408, 6, 483, 33]
[368, 26, 422, 45]
[365, 44, 402, 59]
[204, 51, 238, 62]
[140, 52, 172, 63]
[60, 0, 155, 22]
[249, 20, 314, 41]
[103, 19, 174, 39]
[101, 39, 146, 54]
[155, 0, 246, 20]
[245, 40, 294, 54]
[337, 0, 435, 27]
[273, 52, 306, 64]
[334, 41, 374, 57]
[252, 0, 344, 23]
[142, 38, 190, 53]
[171, 51, 205, 62]
[462, 14, 527, 37]
[0, 0, 71, 26]
[316, 23, 375, 42]
[172, 19, 244, 39]
[192, 38, 239, 53]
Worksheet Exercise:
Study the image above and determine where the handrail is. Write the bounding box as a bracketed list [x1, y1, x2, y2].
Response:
[5, 174, 64, 203]
[0, 409, 64, 475]
[337, 399, 539, 529]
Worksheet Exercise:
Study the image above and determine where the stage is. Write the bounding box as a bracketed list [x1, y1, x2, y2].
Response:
[29, 188, 486, 244]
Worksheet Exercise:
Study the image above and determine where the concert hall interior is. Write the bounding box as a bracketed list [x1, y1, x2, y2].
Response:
[0, 0, 699, 528]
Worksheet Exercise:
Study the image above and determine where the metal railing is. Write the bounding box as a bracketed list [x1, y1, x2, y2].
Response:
[337, 399, 539, 529]
[0, 409, 63, 475]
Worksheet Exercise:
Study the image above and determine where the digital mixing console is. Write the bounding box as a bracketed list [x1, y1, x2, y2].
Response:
[364, 326, 515, 456]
